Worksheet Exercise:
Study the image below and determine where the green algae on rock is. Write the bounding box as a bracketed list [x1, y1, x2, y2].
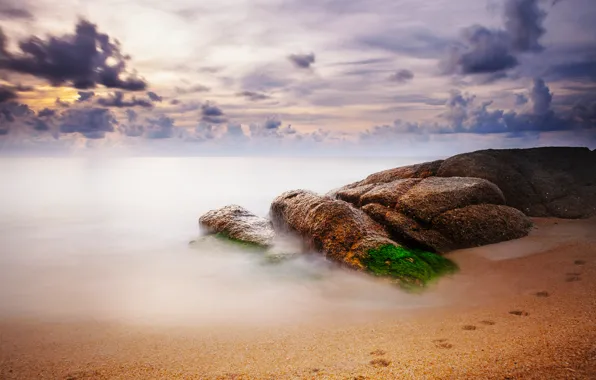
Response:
[362, 244, 458, 288]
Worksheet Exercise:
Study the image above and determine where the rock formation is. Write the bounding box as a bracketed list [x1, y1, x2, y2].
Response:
[335, 177, 532, 252]
[199, 205, 275, 247]
[270, 190, 457, 287]
[337, 147, 596, 219]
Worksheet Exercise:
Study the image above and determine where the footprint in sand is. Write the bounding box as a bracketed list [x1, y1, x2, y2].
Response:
[370, 349, 386, 356]
[433, 339, 453, 349]
[535, 291, 550, 297]
[369, 358, 391, 367]
[462, 325, 477, 331]
[574, 260, 586, 266]
[480, 320, 496, 325]
[509, 310, 529, 316]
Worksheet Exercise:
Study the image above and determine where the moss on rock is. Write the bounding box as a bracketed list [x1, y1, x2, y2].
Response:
[362, 244, 458, 288]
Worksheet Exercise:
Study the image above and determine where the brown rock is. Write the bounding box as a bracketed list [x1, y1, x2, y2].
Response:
[436, 147, 596, 218]
[270, 190, 395, 269]
[432, 204, 533, 249]
[360, 178, 422, 208]
[199, 205, 275, 247]
[362, 203, 453, 253]
[396, 177, 505, 223]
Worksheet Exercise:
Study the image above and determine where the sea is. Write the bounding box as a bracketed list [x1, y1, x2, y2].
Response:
[0, 156, 450, 327]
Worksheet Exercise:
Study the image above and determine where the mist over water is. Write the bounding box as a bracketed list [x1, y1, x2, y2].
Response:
[0, 156, 448, 327]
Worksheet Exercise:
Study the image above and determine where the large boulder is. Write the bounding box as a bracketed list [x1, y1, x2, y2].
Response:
[436, 147, 596, 218]
[334, 147, 596, 219]
[199, 205, 275, 247]
[336, 176, 532, 252]
[270, 190, 457, 287]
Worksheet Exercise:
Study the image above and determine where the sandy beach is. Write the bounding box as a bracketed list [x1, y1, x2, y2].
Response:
[1, 217, 595, 379]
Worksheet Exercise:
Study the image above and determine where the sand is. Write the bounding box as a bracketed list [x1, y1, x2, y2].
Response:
[1, 217, 596, 379]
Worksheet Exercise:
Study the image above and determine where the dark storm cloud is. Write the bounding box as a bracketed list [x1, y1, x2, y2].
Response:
[201, 103, 227, 124]
[0, 0, 33, 20]
[59, 108, 116, 139]
[237, 91, 271, 101]
[175, 84, 210, 94]
[443, 0, 547, 76]
[147, 91, 162, 102]
[77, 91, 95, 102]
[97, 91, 153, 108]
[389, 69, 414, 83]
[288, 53, 315, 69]
[0, 85, 17, 103]
[0, 19, 147, 91]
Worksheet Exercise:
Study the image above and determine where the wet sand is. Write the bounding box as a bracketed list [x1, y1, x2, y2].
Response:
[1, 218, 596, 379]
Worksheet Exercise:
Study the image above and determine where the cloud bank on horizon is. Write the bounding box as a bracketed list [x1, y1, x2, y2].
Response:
[0, 0, 595, 155]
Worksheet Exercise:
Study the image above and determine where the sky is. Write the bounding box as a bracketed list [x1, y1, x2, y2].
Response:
[0, 0, 595, 156]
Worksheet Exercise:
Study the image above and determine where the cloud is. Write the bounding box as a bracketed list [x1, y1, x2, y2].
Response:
[37, 108, 56, 117]
[515, 93, 529, 105]
[547, 59, 596, 82]
[55, 98, 70, 108]
[0, 19, 147, 91]
[77, 91, 95, 102]
[528, 77, 552, 115]
[59, 108, 116, 139]
[442, 0, 547, 77]
[443, 26, 518, 75]
[355, 29, 451, 59]
[237, 91, 271, 101]
[147, 91, 163, 102]
[120, 110, 144, 137]
[389, 69, 414, 83]
[144, 115, 175, 139]
[201, 103, 227, 124]
[0, 86, 17, 103]
[362, 78, 592, 141]
[174, 84, 210, 94]
[97, 91, 153, 108]
[503, 0, 547, 52]
[288, 53, 315, 69]
[0, 0, 33, 20]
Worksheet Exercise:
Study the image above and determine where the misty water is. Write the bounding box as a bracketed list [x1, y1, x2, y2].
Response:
[0, 156, 452, 327]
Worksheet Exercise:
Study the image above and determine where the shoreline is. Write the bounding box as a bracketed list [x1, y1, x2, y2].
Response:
[1, 217, 595, 379]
